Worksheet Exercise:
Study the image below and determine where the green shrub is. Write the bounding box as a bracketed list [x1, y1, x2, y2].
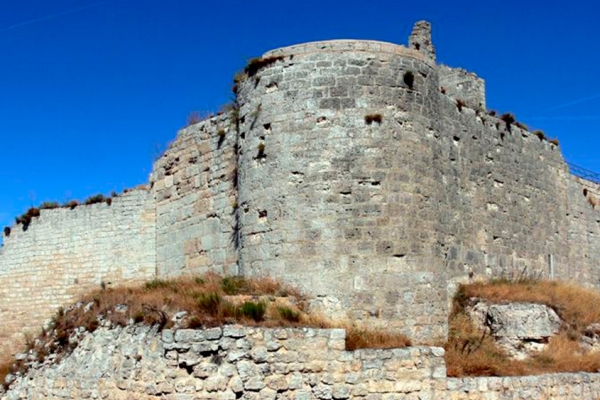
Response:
[239, 301, 266, 322]
[548, 138, 559, 146]
[144, 279, 175, 290]
[196, 293, 222, 316]
[277, 306, 300, 322]
[221, 276, 246, 295]
[456, 99, 465, 112]
[3, 226, 10, 237]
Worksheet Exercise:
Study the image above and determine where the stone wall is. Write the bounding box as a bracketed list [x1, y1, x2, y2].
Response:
[438, 65, 486, 110]
[0, 21, 599, 355]
[4, 325, 600, 399]
[566, 177, 600, 285]
[436, 98, 572, 285]
[235, 40, 448, 341]
[151, 113, 239, 278]
[0, 190, 155, 359]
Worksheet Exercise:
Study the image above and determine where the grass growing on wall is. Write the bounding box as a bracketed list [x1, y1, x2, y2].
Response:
[0, 273, 410, 390]
[446, 279, 600, 377]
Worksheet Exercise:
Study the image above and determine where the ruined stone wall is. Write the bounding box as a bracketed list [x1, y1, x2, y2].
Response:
[1, 24, 599, 355]
[151, 113, 239, 277]
[436, 98, 572, 286]
[438, 64, 486, 110]
[0, 190, 155, 359]
[566, 177, 600, 285]
[234, 40, 449, 341]
[4, 325, 600, 399]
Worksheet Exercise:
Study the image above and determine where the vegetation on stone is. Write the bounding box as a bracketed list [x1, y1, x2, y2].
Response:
[0, 273, 410, 390]
[446, 278, 600, 377]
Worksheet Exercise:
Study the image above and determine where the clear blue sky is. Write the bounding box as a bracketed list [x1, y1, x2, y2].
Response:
[1, 0, 599, 231]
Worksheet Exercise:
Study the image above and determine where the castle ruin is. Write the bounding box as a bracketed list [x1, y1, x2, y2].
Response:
[1, 21, 599, 359]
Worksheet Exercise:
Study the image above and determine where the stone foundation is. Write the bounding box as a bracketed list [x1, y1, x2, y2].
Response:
[4, 326, 600, 399]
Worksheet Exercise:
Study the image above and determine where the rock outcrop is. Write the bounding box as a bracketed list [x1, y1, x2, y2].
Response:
[467, 301, 561, 359]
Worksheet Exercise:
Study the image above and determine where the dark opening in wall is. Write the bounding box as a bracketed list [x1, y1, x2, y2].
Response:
[584, 188, 589, 197]
[403, 71, 414, 89]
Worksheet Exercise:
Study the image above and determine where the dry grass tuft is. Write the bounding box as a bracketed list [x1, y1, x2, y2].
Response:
[447, 278, 600, 377]
[445, 312, 526, 377]
[364, 114, 383, 125]
[346, 327, 411, 351]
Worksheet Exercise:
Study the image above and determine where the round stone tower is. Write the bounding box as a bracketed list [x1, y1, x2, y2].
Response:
[233, 24, 449, 341]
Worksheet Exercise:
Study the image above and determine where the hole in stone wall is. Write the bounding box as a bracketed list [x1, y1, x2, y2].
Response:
[584, 188, 588, 197]
[393, 254, 406, 258]
[179, 362, 194, 374]
[403, 71, 414, 89]
[415, 43, 421, 50]
[453, 136, 460, 142]
[266, 82, 278, 93]
[263, 123, 271, 132]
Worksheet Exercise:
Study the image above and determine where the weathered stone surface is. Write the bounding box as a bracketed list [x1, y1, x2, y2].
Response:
[467, 300, 562, 359]
[3, 326, 600, 400]
[487, 303, 561, 340]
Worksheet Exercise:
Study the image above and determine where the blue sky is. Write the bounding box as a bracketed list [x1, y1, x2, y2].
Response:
[1, 0, 599, 231]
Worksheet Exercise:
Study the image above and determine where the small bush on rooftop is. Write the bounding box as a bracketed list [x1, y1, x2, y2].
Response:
[244, 56, 284, 78]
[500, 112, 515, 126]
[514, 121, 528, 131]
[3, 226, 10, 237]
[84, 194, 105, 205]
[63, 200, 79, 210]
[534, 130, 546, 141]
[548, 138, 559, 146]
[40, 201, 59, 210]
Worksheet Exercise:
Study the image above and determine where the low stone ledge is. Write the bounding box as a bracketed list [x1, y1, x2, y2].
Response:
[3, 326, 600, 399]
